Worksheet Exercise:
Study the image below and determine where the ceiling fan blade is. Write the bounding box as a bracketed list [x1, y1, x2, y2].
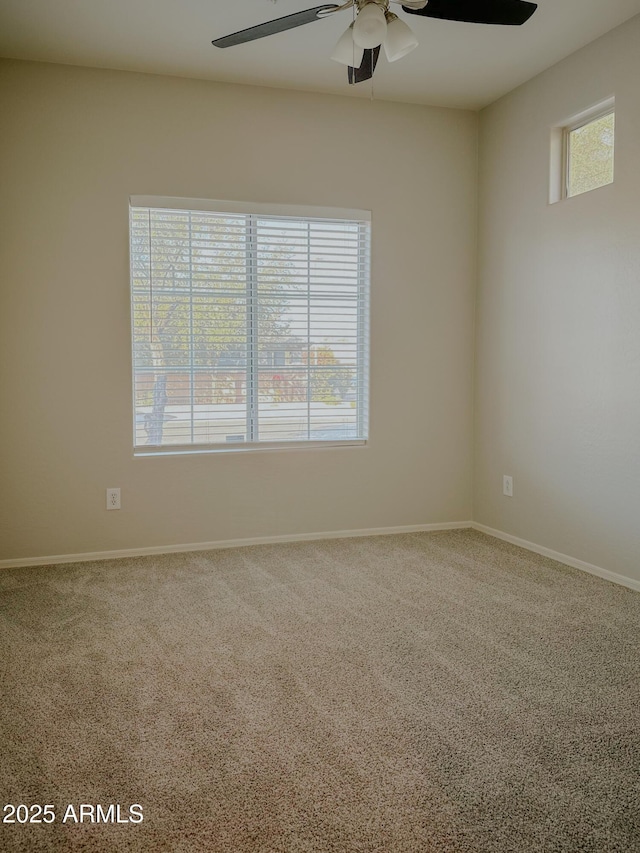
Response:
[401, 0, 537, 25]
[348, 46, 381, 84]
[213, 5, 340, 48]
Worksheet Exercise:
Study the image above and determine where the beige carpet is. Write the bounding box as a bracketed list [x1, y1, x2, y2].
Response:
[1, 529, 639, 852]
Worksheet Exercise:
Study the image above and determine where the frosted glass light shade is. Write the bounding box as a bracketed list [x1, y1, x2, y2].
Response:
[384, 16, 418, 62]
[330, 24, 365, 67]
[353, 3, 387, 49]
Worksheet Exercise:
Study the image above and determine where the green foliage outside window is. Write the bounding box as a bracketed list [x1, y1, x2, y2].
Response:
[567, 112, 615, 198]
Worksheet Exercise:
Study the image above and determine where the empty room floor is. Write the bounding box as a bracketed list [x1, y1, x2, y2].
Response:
[1, 529, 639, 852]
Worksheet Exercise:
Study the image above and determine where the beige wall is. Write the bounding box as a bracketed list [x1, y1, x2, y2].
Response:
[0, 60, 477, 560]
[475, 15, 640, 583]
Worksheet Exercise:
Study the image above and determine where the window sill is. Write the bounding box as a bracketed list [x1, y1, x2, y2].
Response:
[134, 439, 368, 458]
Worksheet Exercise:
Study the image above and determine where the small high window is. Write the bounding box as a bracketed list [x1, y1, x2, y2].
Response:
[550, 99, 615, 204]
[566, 110, 615, 198]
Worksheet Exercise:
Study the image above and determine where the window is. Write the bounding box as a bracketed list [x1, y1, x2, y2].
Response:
[566, 108, 615, 198]
[129, 197, 370, 453]
[551, 99, 615, 203]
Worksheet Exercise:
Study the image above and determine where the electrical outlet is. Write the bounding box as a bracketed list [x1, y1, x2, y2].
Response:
[106, 488, 121, 510]
[503, 475, 513, 497]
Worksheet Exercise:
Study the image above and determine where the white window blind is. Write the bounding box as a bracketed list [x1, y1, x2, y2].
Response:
[129, 197, 370, 453]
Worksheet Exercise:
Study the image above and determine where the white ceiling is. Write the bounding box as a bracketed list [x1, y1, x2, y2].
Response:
[1, 0, 639, 109]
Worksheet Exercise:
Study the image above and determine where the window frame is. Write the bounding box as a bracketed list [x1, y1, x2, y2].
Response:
[129, 196, 371, 457]
[550, 98, 615, 204]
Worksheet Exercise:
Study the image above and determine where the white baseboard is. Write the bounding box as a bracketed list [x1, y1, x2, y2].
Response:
[0, 521, 473, 570]
[5, 522, 638, 594]
[472, 522, 640, 593]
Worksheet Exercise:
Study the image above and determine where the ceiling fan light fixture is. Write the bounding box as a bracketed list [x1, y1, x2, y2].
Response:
[352, 2, 388, 49]
[330, 23, 365, 67]
[383, 13, 418, 62]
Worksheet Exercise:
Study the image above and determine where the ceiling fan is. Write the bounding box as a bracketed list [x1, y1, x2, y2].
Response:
[212, 0, 538, 85]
